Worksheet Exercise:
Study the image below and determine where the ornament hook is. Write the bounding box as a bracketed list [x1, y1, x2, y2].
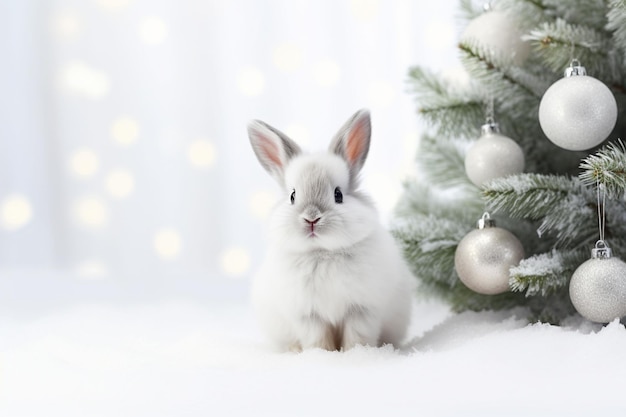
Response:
[477, 212, 496, 229]
[592, 240, 612, 259]
[565, 59, 587, 77]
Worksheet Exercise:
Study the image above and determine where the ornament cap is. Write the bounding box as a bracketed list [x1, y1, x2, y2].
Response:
[480, 118, 500, 136]
[591, 240, 612, 259]
[477, 212, 496, 229]
[564, 59, 587, 77]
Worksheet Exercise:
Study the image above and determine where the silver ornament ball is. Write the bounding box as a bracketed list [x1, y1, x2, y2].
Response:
[465, 132, 525, 187]
[569, 256, 626, 323]
[455, 224, 525, 295]
[538, 74, 617, 151]
[461, 10, 530, 66]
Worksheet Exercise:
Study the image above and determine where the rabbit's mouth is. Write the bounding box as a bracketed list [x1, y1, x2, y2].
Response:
[304, 217, 321, 238]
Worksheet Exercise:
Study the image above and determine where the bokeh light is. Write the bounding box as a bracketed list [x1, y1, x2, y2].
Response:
[0, 194, 33, 231]
[153, 228, 182, 260]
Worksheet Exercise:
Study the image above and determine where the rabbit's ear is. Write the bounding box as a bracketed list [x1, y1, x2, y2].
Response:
[329, 109, 371, 181]
[248, 120, 302, 185]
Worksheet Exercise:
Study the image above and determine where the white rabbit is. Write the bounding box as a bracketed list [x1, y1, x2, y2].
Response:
[247, 109, 413, 352]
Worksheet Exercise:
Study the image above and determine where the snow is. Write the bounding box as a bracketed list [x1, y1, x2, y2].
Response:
[2, 272, 626, 416]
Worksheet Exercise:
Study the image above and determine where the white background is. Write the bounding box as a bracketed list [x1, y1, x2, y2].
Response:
[0, 0, 460, 281]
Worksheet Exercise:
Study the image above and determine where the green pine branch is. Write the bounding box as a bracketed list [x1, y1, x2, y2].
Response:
[407, 66, 484, 138]
[579, 140, 626, 198]
[607, 0, 626, 61]
[415, 134, 474, 188]
[458, 40, 549, 115]
[526, 18, 622, 83]
[509, 248, 587, 297]
[391, 214, 470, 288]
[483, 174, 597, 247]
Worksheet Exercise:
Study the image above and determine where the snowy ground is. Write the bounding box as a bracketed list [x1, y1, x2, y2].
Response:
[2, 271, 626, 417]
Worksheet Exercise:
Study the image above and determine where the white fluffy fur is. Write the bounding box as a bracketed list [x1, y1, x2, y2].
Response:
[248, 110, 414, 351]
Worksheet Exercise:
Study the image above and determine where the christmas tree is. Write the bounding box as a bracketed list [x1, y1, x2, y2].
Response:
[393, 0, 626, 323]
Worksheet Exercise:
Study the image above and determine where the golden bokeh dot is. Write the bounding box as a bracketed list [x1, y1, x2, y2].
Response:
[187, 140, 216, 169]
[153, 228, 182, 260]
[0, 194, 33, 231]
[237, 67, 266, 97]
[105, 169, 135, 199]
[312, 59, 341, 87]
[249, 190, 276, 220]
[61, 60, 111, 99]
[272, 43, 303, 72]
[350, 0, 379, 21]
[111, 116, 139, 146]
[74, 196, 109, 229]
[75, 259, 108, 279]
[220, 246, 251, 277]
[51, 11, 82, 39]
[70, 148, 99, 178]
[138, 16, 169, 45]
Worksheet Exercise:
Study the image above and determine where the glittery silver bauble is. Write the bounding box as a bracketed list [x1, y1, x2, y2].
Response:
[454, 213, 525, 295]
[569, 242, 626, 323]
[461, 10, 530, 66]
[465, 122, 525, 187]
[538, 61, 617, 151]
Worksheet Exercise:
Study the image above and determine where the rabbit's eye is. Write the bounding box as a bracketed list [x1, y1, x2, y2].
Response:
[290, 190, 296, 204]
[334, 187, 343, 204]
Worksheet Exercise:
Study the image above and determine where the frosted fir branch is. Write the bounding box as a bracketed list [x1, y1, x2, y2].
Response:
[483, 174, 584, 220]
[484, 174, 597, 247]
[391, 215, 470, 288]
[407, 66, 484, 138]
[542, 0, 609, 30]
[416, 134, 474, 188]
[525, 19, 622, 83]
[458, 40, 549, 113]
[496, 0, 552, 30]
[509, 249, 586, 297]
[457, 0, 483, 22]
[607, 0, 626, 68]
[579, 140, 626, 199]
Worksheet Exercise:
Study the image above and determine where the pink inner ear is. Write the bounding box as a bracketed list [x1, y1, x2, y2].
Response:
[259, 136, 282, 169]
[346, 119, 367, 164]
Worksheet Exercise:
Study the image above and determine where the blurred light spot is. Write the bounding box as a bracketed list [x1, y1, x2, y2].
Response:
[283, 123, 311, 146]
[0, 194, 33, 231]
[350, 0, 379, 21]
[51, 11, 82, 39]
[312, 59, 341, 87]
[249, 190, 276, 220]
[423, 20, 456, 51]
[95, 0, 132, 12]
[139, 16, 169, 45]
[220, 247, 251, 277]
[111, 116, 139, 146]
[187, 140, 216, 169]
[105, 169, 135, 199]
[273, 43, 303, 72]
[61, 60, 110, 99]
[75, 259, 108, 279]
[237, 67, 266, 96]
[367, 81, 396, 108]
[154, 228, 182, 260]
[70, 148, 99, 178]
[74, 196, 108, 229]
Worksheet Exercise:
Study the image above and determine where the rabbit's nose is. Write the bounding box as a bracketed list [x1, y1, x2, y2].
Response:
[304, 217, 321, 225]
